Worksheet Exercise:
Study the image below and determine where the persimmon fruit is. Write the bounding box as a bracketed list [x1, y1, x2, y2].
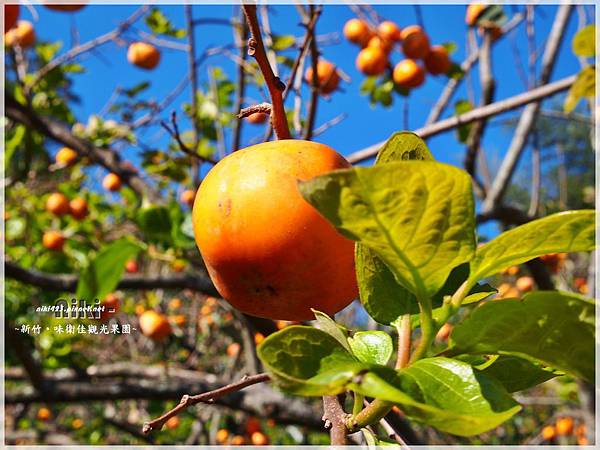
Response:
[466, 3, 488, 26]
[367, 35, 394, 55]
[227, 342, 241, 357]
[377, 20, 402, 42]
[44, 4, 85, 12]
[216, 429, 229, 443]
[43, 230, 65, 251]
[165, 416, 180, 430]
[37, 407, 52, 421]
[250, 431, 269, 446]
[102, 173, 121, 191]
[516, 276, 534, 292]
[46, 192, 70, 216]
[343, 18, 373, 47]
[5, 5, 19, 30]
[305, 60, 340, 95]
[246, 112, 268, 124]
[56, 147, 78, 166]
[180, 189, 195, 208]
[542, 425, 555, 440]
[393, 59, 425, 88]
[139, 310, 171, 340]
[5, 20, 35, 48]
[356, 46, 387, 76]
[192, 140, 358, 321]
[125, 259, 138, 273]
[555, 417, 574, 436]
[100, 293, 119, 321]
[400, 25, 430, 59]
[127, 42, 160, 70]
[69, 197, 88, 220]
[245, 416, 262, 435]
[230, 435, 245, 445]
[424, 45, 451, 75]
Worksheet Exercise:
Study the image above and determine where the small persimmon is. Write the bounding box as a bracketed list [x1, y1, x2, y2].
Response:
[245, 416, 262, 435]
[424, 45, 451, 75]
[127, 42, 160, 70]
[180, 189, 195, 208]
[55, 147, 78, 166]
[356, 46, 387, 76]
[516, 276, 535, 292]
[400, 25, 430, 59]
[556, 417, 574, 436]
[69, 197, 88, 220]
[466, 3, 488, 26]
[305, 60, 340, 95]
[377, 20, 402, 42]
[227, 342, 241, 357]
[542, 425, 556, 441]
[254, 332, 265, 345]
[37, 407, 52, 421]
[367, 35, 394, 55]
[46, 193, 70, 216]
[246, 112, 269, 124]
[192, 140, 358, 320]
[165, 416, 180, 430]
[393, 59, 425, 89]
[216, 428, 229, 443]
[125, 259, 138, 273]
[250, 431, 269, 446]
[5, 20, 35, 48]
[102, 173, 121, 191]
[230, 435, 245, 445]
[100, 293, 120, 321]
[43, 230, 65, 251]
[139, 310, 171, 340]
[343, 18, 373, 47]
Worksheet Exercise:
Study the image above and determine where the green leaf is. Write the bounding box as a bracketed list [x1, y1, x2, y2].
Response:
[271, 34, 296, 51]
[75, 238, 142, 302]
[374, 131, 434, 164]
[477, 356, 558, 393]
[136, 205, 173, 243]
[468, 210, 595, 283]
[313, 310, 352, 352]
[348, 331, 393, 365]
[564, 66, 595, 113]
[299, 161, 476, 301]
[449, 291, 595, 382]
[257, 326, 361, 396]
[145, 7, 186, 38]
[572, 25, 595, 58]
[454, 100, 473, 143]
[123, 81, 151, 97]
[476, 5, 507, 27]
[351, 358, 520, 436]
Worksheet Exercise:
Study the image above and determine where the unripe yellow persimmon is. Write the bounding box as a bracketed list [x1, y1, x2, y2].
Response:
[192, 140, 357, 320]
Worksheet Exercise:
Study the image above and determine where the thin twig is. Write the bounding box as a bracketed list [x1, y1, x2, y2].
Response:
[241, 5, 291, 140]
[142, 373, 271, 434]
[313, 113, 347, 137]
[322, 396, 348, 445]
[238, 103, 272, 118]
[160, 112, 216, 164]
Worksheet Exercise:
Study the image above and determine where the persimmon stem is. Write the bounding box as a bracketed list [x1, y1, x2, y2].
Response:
[409, 300, 434, 364]
[395, 314, 412, 369]
[352, 393, 364, 416]
[347, 399, 392, 432]
[241, 5, 291, 140]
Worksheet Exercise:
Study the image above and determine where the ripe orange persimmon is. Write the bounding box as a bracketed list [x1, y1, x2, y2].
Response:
[245, 417, 262, 435]
[43, 230, 65, 251]
[305, 60, 340, 95]
[424, 45, 451, 75]
[216, 429, 229, 443]
[400, 25, 430, 59]
[246, 112, 268, 124]
[542, 425, 556, 440]
[102, 173, 121, 191]
[44, 4, 86, 12]
[393, 59, 425, 89]
[227, 342, 241, 357]
[356, 46, 387, 76]
[71, 418, 84, 429]
[56, 147, 78, 166]
[37, 407, 52, 421]
[230, 435, 245, 445]
[168, 297, 182, 309]
[171, 314, 186, 326]
[127, 42, 160, 70]
[125, 259, 138, 273]
[69, 197, 88, 220]
[180, 189, 195, 208]
[556, 417, 574, 436]
[165, 416, 180, 430]
[343, 18, 373, 47]
[367, 35, 394, 55]
[254, 332, 265, 345]
[377, 20, 402, 42]
[466, 3, 488, 26]
[251, 431, 269, 446]
[139, 310, 171, 340]
[516, 276, 534, 292]
[192, 140, 358, 320]
[5, 20, 35, 48]
[46, 192, 70, 216]
[100, 293, 119, 321]
[5, 5, 19, 30]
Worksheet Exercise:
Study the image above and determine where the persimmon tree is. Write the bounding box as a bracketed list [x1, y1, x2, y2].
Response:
[4, 2, 596, 446]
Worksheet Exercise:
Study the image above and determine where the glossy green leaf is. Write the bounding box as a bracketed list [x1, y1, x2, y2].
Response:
[564, 66, 595, 113]
[299, 161, 476, 301]
[477, 356, 558, 393]
[76, 238, 142, 302]
[449, 291, 595, 382]
[351, 358, 520, 436]
[454, 100, 473, 143]
[271, 34, 296, 51]
[348, 331, 393, 365]
[136, 205, 173, 243]
[572, 25, 595, 58]
[313, 310, 352, 352]
[257, 326, 361, 396]
[374, 131, 434, 164]
[468, 210, 595, 283]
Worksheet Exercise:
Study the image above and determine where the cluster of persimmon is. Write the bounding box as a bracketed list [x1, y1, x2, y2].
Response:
[215, 416, 271, 446]
[42, 191, 88, 252]
[344, 17, 452, 90]
[542, 417, 587, 446]
[496, 265, 535, 299]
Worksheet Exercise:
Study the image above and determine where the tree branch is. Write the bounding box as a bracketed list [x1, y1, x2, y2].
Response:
[347, 74, 576, 164]
[241, 5, 291, 140]
[322, 395, 348, 445]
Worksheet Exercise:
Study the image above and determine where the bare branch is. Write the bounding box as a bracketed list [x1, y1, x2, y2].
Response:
[160, 111, 216, 164]
[238, 102, 272, 118]
[142, 373, 271, 434]
[322, 396, 348, 445]
[348, 74, 576, 164]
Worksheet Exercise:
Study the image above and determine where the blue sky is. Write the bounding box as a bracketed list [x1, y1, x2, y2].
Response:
[23, 3, 593, 237]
